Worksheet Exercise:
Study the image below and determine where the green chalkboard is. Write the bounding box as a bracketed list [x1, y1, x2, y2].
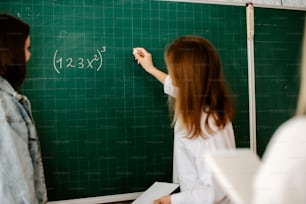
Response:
[254, 8, 305, 156]
[0, 0, 304, 201]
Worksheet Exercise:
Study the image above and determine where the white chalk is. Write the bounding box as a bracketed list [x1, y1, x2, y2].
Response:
[133, 48, 138, 54]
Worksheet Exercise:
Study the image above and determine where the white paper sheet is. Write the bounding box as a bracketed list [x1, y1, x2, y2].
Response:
[206, 149, 260, 204]
[132, 182, 179, 204]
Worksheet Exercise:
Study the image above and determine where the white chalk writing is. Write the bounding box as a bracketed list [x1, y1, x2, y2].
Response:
[53, 46, 106, 74]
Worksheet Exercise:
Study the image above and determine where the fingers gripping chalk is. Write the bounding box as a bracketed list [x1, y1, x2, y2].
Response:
[133, 48, 140, 64]
[133, 48, 145, 58]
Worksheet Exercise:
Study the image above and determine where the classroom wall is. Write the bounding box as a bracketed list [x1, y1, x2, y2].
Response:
[163, 0, 306, 10]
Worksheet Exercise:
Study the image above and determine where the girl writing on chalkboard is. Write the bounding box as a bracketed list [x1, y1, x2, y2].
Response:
[0, 13, 47, 203]
[133, 36, 235, 204]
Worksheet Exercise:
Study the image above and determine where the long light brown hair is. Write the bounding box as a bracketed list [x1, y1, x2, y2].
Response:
[165, 36, 234, 139]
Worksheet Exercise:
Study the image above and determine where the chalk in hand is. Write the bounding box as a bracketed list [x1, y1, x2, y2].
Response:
[133, 48, 144, 57]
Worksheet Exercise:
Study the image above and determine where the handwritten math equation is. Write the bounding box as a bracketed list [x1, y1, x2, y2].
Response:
[53, 46, 106, 74]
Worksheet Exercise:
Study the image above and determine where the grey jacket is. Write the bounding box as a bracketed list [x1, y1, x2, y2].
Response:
[0, 76, 47, 204]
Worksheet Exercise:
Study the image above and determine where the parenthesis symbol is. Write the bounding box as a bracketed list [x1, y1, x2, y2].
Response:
[97, 49, 103, 71]
[53, 50, 60, 74]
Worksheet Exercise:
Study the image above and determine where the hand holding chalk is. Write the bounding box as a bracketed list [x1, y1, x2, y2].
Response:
[133, 47, 155, 73]
[133, 47, 167, 84]
[133, 48, 144, 57]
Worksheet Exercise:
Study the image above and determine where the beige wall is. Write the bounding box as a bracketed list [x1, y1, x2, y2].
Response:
[161, 0, 306, 10]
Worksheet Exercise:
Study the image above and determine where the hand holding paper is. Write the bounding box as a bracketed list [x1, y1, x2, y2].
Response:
[132, 182, 179, 204]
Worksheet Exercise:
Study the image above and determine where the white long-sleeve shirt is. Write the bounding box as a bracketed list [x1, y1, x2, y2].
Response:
[164, 76, 236, 204]
[252, 116, 306, 204]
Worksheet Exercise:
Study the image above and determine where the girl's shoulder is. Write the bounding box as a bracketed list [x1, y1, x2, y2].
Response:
[0, 88, 26, 122]
[284, 116, 306, 126]
[262, 116, 306, 163]
[253, 116, 306, 204]
[273, 116, 306, 139]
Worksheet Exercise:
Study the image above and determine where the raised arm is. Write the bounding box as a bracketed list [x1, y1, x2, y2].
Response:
[133, 47, 167, 84]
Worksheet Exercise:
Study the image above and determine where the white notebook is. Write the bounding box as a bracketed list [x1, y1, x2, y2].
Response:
[206, 149, 260, 204]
